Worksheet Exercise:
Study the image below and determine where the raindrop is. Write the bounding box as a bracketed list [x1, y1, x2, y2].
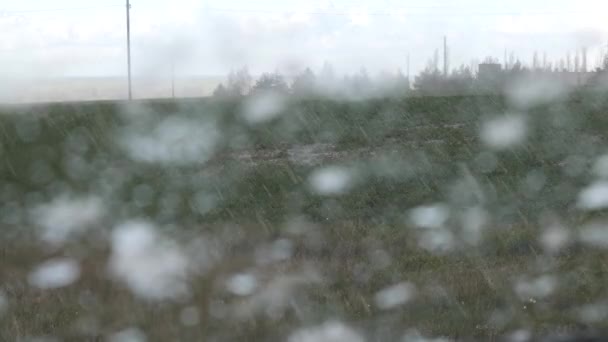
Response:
[226, 273, 258, 296]
[578, 181, 608, 210]
[540, 225, 571, 253]
[514, 275, 557, 300]
[593, 154, 608, 178]
[108, 221, 189, 300]
[109, 328, 147, 342]
[474, 152, 498, 173]
[374, 282, 416, 310]
[460, 207, 488, 245]
[576, 302, 608, 324]
[309, 166, 353, 196]
[579, 222, 608, 248]
[32, 196, 105, 246]
[120, 116, 219, 165]
[480, 115, 527, 150]
[288, 321, 364, 342]
[409, 204, 449, 229]
[243, 92, 286, 124]
[28, 258, 80, 289]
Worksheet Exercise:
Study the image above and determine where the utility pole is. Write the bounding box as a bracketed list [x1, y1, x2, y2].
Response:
[582, 47, 587, 72]
[171, 59, 175, 99]
[406, 53, 410, 80]
[126, 0, 132, 100]
[443, 36, 448, 77]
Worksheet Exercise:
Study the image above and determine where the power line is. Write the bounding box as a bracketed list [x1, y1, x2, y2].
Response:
[204, 6, 597, 17]
[0, 5, 122, 15]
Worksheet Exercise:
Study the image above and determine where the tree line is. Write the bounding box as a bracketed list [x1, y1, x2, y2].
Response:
[213, 52, 608, 98]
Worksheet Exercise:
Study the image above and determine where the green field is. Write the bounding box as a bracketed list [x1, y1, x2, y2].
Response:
[2, 93, 608, 340]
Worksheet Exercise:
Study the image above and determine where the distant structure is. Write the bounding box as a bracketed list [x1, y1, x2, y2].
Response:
[478, 60, 502, 83]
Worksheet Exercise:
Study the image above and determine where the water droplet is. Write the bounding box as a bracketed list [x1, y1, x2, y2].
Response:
[226, 273, 258, 296]
[514, 275, 556, 299]
[409, 204, 449, 229]
[109, 327, 147, 342]
[109, 221, 189, 300]
[243, 92, 286, 124]
[579, 222, 608, 248]
[578, 181, 608, 210]
[480, 115, 527, 150]
[32, 196, 104, 246]
[288, 321, 364, 342]
[374, 282, 416, 310]
[28, 258, 80, 289]
[309, 167, 353, 196]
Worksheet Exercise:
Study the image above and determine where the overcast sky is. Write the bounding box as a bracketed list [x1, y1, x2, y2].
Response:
[0, 0, 607, 78]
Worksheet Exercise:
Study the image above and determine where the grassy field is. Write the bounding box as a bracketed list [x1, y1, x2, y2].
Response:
[1, 93, 608, 340]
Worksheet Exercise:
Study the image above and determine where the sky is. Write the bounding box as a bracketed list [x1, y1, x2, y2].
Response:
[0, 0, 607, 79]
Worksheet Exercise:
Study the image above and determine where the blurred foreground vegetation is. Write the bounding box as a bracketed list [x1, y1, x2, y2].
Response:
[2, 93, 608, 340]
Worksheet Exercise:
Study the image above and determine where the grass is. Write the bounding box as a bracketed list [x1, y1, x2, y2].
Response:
[1, 93, 608, 340]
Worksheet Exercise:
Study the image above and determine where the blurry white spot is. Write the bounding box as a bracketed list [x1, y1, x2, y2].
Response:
[593, 155, 608, 178]
[121, 117, 219, 165]
[418, 229, 454, 254]
[401, 329, 451, 342]
[507, 77, 567, 109]
[369, 249, 392, 270]
[577, 181, 608, 210]
[271, 239, 294, 261]
[32, 196, 104, 246]
[474, 152, 498, 173]
[28, 258, 80, 289]
[243, 92, 286, 124]
[540, 225, 571, 253]
[234, 267, 322, 320]
[374, 282, 416, 310]
[109, 328, 147, 342]
[257, 239, 294, 264]
[288, 321, 364, 342]
[480, 115, 527, 150]
[460, 207, 488, 245]
[506, 329, 531, 342]
[191, 191, 218, 215]
[561, 155, 587, 178]
[579, 222, 608, 248]
[576, 302, 608, 324]
[226, 273, 258, 296]
[179, 306, 200, 327]
[109, 221, 189, 300]
[309, 167, 353, 196]
[514, 275, 557, 300]
[409, 204, 449, 229]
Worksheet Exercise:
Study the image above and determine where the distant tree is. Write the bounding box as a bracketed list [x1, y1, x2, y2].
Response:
[375, 69, 410, 97]
[251, 72, 289, 95]
[319, 61, 336, 82]
[350, 68, 373, 96]
[413, 67, 444, 96]
[212, 83, 229, 98]
[226, 67, 253, 96]
[447, 65, 474, 94]
[291, 68, 317, 96]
